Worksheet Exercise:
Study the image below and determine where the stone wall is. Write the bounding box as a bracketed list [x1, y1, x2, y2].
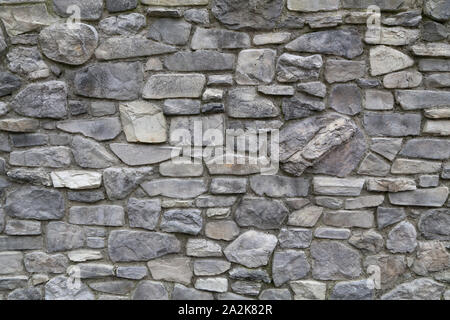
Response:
[0, 0, 449, 300]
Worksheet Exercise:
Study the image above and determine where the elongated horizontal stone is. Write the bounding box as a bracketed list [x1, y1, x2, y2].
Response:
[365, 27, 419, 46]
[399, 139, 450, 160]
[389, 187, 448, 207]
[0, 119, 39, 133]
[366, 178, 416, 192]
[108, 230, 181, 262]
[250, 176, 309, 197]
[323, 210, 374, 228]
[363, 112, 421, 136]
[235, 198, 289, 230]
[325, 60, 365, 83]
[9, 147, 72, 168]
[95, 37, 176, 60]
[165, 51, 235, 71]
[287, 0, 339, 12]
[69, 206, 125, 226]
[0, 236, 43, 251]
[345, 195, 385, 209]
[342, 0, 416, 10]
[391, 159, 442, 174]
[396, 90, 450, 110]
[110, 144, 180, 166]
[143, 74, 206, 99]
[191, 28, 250, 50]
[142, 0, 208, 5]
[253, 32, 291, 45]
[313, 177, 365, 196]
[142, 179, 207, 199]
[419, 59, 450, 72]
[51, 171, 102, 190]
[411, 43, 450, 57]
[423, 121, 450, 136]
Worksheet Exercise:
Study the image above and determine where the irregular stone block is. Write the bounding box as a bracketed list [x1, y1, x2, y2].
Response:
[325, 59, 365, 83]
[235, 198, 289, 230]
[389, 187, 449, 207]
[165, 51, 235, 71]
[272, 250, 310, 286]
[363, 112, 421, 137]
[142, 179, 207, 199]
[24, 251, 68, 274]
[148, 257, 192, 285]
[160, 209, 203, 235]
[53, 0, 103, 21]
[370, 46, 414, 76]
[276, 53, 322, 83]
[69, 206, 125, 226]
[250, 176, 309, 197]
[381, 278, 445, 300]
[236, 49, 276, 85]
[51, 171, 102, 190]
[46, 222, 85, 253]
[399, 138, 450, 160]
[323, 210, 374, 228]
[419, 209, 450, 240]
[329, 83, 362, 115]
[191, 27, 250, 49]
[313, 177, 364, 196]
[227, 87, 279, 118]
[143, 74, 205, 99]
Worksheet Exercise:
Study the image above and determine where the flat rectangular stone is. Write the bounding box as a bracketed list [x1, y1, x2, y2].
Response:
[253, 32, 291, 45]
[423, 121, 450, 136]
[399, 138, 450, 160]
[424, 108, 450, 119]
[363, 112, 421, 136]
[69, 206, 125, 226]
[313, 177, 365, 196]
[323, 210, 374, 228]
[389, 186, 449, 207]
[0, 252, 23, 274]
[141, 0, 208, 5]
[191, 28, 250, 50]
[288, 0, 339, 12]
[5, 219, 41, 235]
[0, 236, 43, 251]
[396, 90, 450, 110]
[366, 178, 416, 192]
[419, 59, 450, 72]
[345, 195, 385, 209]
[143, 74, 206, 99]
[391, 159, 442, 174]
[110, 144, 180, 166]
[314, 227, 351, 240]
[411, 43, 450, 57]
[341, 0, 416, 11]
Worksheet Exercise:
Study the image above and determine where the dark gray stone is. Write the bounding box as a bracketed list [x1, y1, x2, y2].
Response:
[127, 198, 161, 231]
[377, 207, 406, 229]
[422, 21, 448, 42]
[103, 167, 152, 200]
[172, 284, 214, 300]
[72, 136, 118, 169]
[282, 93, 325, 120]
[227, 87, 279, 118]
[229, 267, 271, 283]
[424, 0, 450, 21]
[286, 29, 363, 59]
[389, 187, 449, 207]
[10, 134, 47, 148]
[133, 281, 169, 300]
[399, 138, 450, 160]
[10, 81, 67, 119]
[419, 209, 450, 240]
[211, 0, 283, 30]
[5, 187, 64, 220]
[0, 72, 21, 97]
[69, 206, 125, 226]
[74, 62, 143, 100]
[9, 147, 72, 168]
[259, 289, 292, 300]
[330, 280, 374, 300]
[99, 13, 146, 36]
[329, 84, 362, 115]
[165, 51, 235, 71]
[235, 198, 289, 230]
[364, 112, 421, 137]
[382, 10, 422, 27]
[191, 27, 250, 49]
[108, 230, 181, 262]
[148, 18, 191, 45]
[0, 236, 44, 251]
[68, 190, 105, 203]
[8, 287, 42, 300]
[106, 0, 137, 12]
[57, 118, 121, 141]
[386, 221, 417, 253]
[160, 209, 203, 235]
[53, 0, 103, 21]
[272, 250, 310, 286]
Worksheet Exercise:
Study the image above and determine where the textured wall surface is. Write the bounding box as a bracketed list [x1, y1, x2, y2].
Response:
[0, 0, 449, 300]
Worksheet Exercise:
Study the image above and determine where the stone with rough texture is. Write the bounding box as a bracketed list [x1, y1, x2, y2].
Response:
[323, 210, 374, 228]
[51, 171, 102, 190]
[72, 136, 118, 169]
[391, 159, 442, 175]
[172, 284, 214, 300]
[383, 71, 423, 89]
[325, 60, 365, 83]
[386, 221, 417, 253]
[0, 72, 21, 97]
[370, 46, 414, 76]
[272, 250, 310, 286]
[250, 176, 309, 197]
[57, 118, 121, 141]
[291, 280, 326, 300]
[142, 179, 206, 199]
[370, 138, 402, 161]
[377, 207, 406, 229]
[143, 74, 205, 99]
[165, 51, 235, 72]
[412, 241, 450, 276]
[235, 198, 289, 230]
[99, 13, 146, 36]
[69, 206, 125, 226]
[396, 90, 450, 110]
[110, 144, 179, 166]
[224, 231, 277, 268]
[286, 29, 363, 59]
[148, 257, 192, 285]
[381, 278, 445, 300]
[236, 49, 276, 85]
[282, 93, 325, 120]
[276, 53, 322, 83]
[330, 280, 374, 300]
[329, 84, 362, 115]
[148, 18, 191, 46]
[45, 276, 94, 300]
[313, 177, 364, 196]
[7, 47, 49, 80]
[127, 198, 160, 231]
[191, 28, 250, 50]
[53, 0, 103, 21]
[227, 87, 279, 118]
[24, 252, 68, 274]
[349, 230, 384, 254]
[419, 209, 450, 240]
[133, 281, 168, 300]
[288, 206, 323, 227]
[363, 112, 421, 137]
[103, 167, 152, 200]
[96, 37, 176, 60]
[389, 187, 449, 208]
[39, 23, 98, 65]
[160, 209, 203, 235]
[46, 222, 85, 253]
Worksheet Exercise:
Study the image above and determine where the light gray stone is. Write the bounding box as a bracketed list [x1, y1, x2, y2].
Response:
[419, 175, 440, 188]
[133, 281, 168, 300]
[391, 159, 442, 175]
[24, 251, 68, 273]
[194, 259, 231, 276]
[357, 153, 390, 176]
[195, 277, 228, 293]
[224, 231, 277, 268]
[250, 176, 309, 197]
[5, 219, 41, 236]
[383, 71, 423, 89]
[172, 284, 214, 300]
[184, 9, 209, 24]
[46, 222, 85, 253]
[365, 27, 419, 46]
[296, 82, 327, 98]
[325, 60, 365, 83]
[276, 53, 323, 83]
[143, 74, 205, 99]
[127, 198, 160, 231]
[382, 10, 422, 26]
[0, 252, 23, 274]
[210, 178, 247, 194]
[314, 227, 351, 240]
[186, 239, 222, 257]
[191, 27, 250, 49]
[45, 275, 94, 300]
[148, 257, 192, 285]
[89, 280, 135, 295]
[205, 221, 240, 241]
[386, 221, 417, 253]
[142, 179, 206, 199]
[313, 177, 364, 196]
[260, 289, 292, 300]
[53, 0, 103, 21]
[370, 46, 414, 76]
[370, 138, 402, 161]
[0, 236, 44, 251]
[9, 147, 72, 168]
[7, 46, 50, 80]
[227, 87, 279, 118]
[288, 206, 323, 227]
[381, 278, 445, 300]
[290, 280, 326, 300]
[424, 0, 450, 21]
[423, 120, 450, 136]
[108, 230, 181, 262]
[116, 266, 148, 280]
[389, 187, 449, 207]
[365, 90, 394, 110]
[287, 0, 339, 11]
[110, 144, 179, 166]
[103, 167, 152, 200]
[236, 49, 276, 85]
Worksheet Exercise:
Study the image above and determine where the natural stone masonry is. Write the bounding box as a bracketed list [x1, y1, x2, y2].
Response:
[0, 0, 448, 301]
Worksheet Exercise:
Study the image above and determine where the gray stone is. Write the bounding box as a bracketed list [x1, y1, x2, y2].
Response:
[341, 0, 415, 11]
[419, 59, 450, 72]
[143, 74, 205, 99]
[0, 119, 39, 133]
[53, 0, 103, 20]
[160, 159, 203, 177]
[260, 289, 292, 300]
[365, 27, 419, 46]
[391, 159, 442, 174]
[116, 266, 148, 280]
[227, 87, 279, 118]
[0, 252, 23, 275]
[287, 0, 339, 11]
[425, 73, 450, 88]
[127, 198, 160, 231]
[401, 138, 450, 160]
[74, 62, 143, 100]
[329, 84, 362, 115]
[396, 90, 450, 110]
[103, 167, 152, 200]
[296, 82, 327, 98]
[286, 29, 363, 59]
[363, 112, 421, 137]
[186, 239, 222, 257]
[9, 147, 72, 168]
[323, 210, 374, 228]
[0, 236, 43, 251]
[419, 209, 450, 240]
[39, 23, 98, 65]
[357, 153, 390, 176]
[365, 90, 394, 110]
[172, 284, 214, 300]
[364, 254, 407, 287]
[46, 222, 85, 253]
[133, 281, 168, 300]
[377, 207, 406, 229]
[311, 241, 361, 280]
[273, 250, 310, 286]
[224, 231, 277, 268]
[148, 18, 191, 45]
[382, 10, 422, 27]
[163, 99, 201, 116]
[8, 287, 42, 300]
[386, 221, 417, 253]
[236, 49, 276, 85]
[5, 186, 64, 220]
[191, 27, 250, 49]
[314, 227, 351, 240]
[72, 136, 118, 169]
[229, 267, 270, 283]
[165, 51, 234, 72]
[142, 179, 206, 199]
[99, 13, 146, 36]
[383, 71, 423, 89]
[382, 278, 445, 300]
[370, 46, 414, 76]
[106, 0, 137, 12]
[419, 175, 440, 188]
[211, 0, 283, 30]
[250, 176, 309, 197]
[184, 9, 209, 24]
[67, 250, 102, 262]
[7, 46, 50, 80]
[253, 32, 291, 45]
[424, 0, 450, 21]
[196, 195, 237, 208]
[108, 230, 181, 262]
[235, 198, 289, 230]
[45, 275, 94, 300]
[231, 280, 261, 296]
[0, 276, 28, 291]
[330, 280, 374, 300]
[210, 178, 247, 194]
[282, 93, 325, 120]
[57, 118, 121, 141]
[276, 53, 323, 83]
[422, 21, 448, 42]
[412, 241, 450, 275]
[69, 206, 125, 227]
[10, 81, 67, 119]
[325, 60, 365, 83]
[195, 277, 228, 293]
[160, 209, 203, 235]
[258, 85, 294, 96]
[313, 177, 364, 196]
[205, 221, 240, 241]
[110, 144, 179, 166]
[194, 259, 231, 276]
[24, 251, 68, 273]
[0, 72, 21, 97]
[389, 187, 449, 207]
[370, 138, 402, 161]
[148, 257, 192, 285]
[11, 134, 47, 148]
[5, 219, 41, 236]
[288, 206, 323, 227]
[315, 197, 343, 209]
[290, 280, 326, 300]
[89, 280, 135, 295]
